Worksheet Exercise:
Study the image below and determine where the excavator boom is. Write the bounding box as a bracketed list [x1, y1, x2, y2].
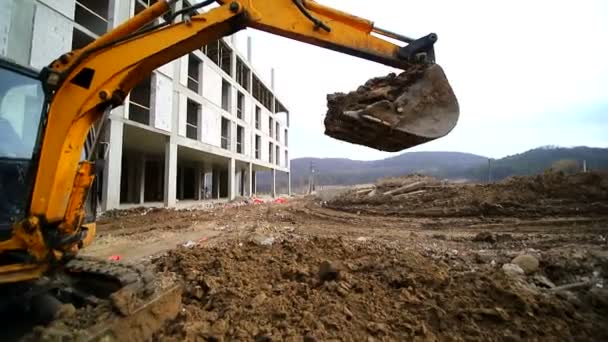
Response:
[0, 0, 458, 338]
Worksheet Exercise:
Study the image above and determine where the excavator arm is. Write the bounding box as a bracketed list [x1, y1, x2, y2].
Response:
[0, 0, 442, 282]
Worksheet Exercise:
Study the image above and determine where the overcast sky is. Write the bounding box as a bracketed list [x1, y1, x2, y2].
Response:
[233, 0, 608, 160]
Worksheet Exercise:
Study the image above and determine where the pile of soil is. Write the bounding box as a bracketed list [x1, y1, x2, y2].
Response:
[328, 172, 608, 217]
[152, 237, 607, 341]
[324, 64, 459, 152]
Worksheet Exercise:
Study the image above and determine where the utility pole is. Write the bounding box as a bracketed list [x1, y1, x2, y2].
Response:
[308, 161, 316, 194]
[583, 160, 588, 173]
[488, 158, 492, 183]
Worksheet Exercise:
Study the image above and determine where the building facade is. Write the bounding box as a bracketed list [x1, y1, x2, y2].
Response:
[1, 0, 291, 210]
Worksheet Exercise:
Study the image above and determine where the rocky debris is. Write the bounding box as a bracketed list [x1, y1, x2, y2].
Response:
[327, 171, 608, 218]
[55, 304, 76, 319]
[474, 250, 495, 264]
[383, 181, 427, 196]
[502, 263, 525, 277]
[531, 275, 556, 289]
[512, 254, 540, 274]
[252, 234, 275, 246]
[551, 280, 597, 293]
[556, 290, 585, 309]
[473, 232, 496, 243]
[432, 234, 447, 240]
[151, 236, 608, 341]
[109, 288, 137, 316]
[318, 260, 341, 282]
[588, 288, 608, 310]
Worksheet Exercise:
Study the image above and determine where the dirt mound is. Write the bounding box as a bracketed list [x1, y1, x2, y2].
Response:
[152, 237, 607, 341]
[328, 172, 608, 217]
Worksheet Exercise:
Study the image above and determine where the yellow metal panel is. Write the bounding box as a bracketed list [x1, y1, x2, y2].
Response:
[0, 264, 46, 284]
[81, 222, 96, 248]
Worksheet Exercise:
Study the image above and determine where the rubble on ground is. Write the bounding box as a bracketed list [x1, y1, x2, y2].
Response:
[152, 237, 607, 341]
[327, 171, 608, 217]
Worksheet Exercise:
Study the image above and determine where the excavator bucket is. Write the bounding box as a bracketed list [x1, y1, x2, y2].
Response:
[324, 64, 459, 152]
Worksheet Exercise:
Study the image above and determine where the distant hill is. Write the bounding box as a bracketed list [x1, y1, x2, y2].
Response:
[256, 146, 608, 193]
[467, 146, 608, 181]
[257, 152, 487, 192]
[290, 152, 487, 187]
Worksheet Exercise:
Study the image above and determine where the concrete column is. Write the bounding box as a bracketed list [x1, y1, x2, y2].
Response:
[228, 158, 236, 200]
[270, 68, 275, 91]
[271, 169, 276, 198]
[102, 119, 123, 211]
[163, 138, 177, 207]
[139, 155, 146, 204]
[247, 36, 252, 62]
[213, 168, 220, 199]
[246, 162, 253, 196]
[288, 172, 292, 196]
[231, 121, 237, 153]
[178, 166, 184, 200]
[110, 0, 132, 28]
[203, 168, 212, 199]
[194, 166, 202, 200]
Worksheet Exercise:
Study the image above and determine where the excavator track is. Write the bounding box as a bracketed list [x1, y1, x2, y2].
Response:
[21, 257, 181, 342]
[65, 255, 157, 305]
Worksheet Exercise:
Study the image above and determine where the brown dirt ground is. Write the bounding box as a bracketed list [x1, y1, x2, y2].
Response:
[42, 173, 608, 341]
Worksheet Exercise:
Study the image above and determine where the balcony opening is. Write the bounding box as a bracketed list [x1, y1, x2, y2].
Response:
[252, 74, 273, 111]
[269, 142, 274, 164]
[75, 0, 110, 36]
[236, 125, 244, 154]
[269, 116, 274, 138]
[187, 54, 201, 93]
[221, 79, 231, 112]
[186, 99, 200, 140]
[71, 27, 95, 50]
[221, 118, 230, 150]
[284, 129, 288, 147]
[276, 145, 280, 166]
[275, 99, 287, 114]
[236, 57, 250, 91]
[236, 91, 244, 120]
[203, 39, 233, 76]
[255, 106, 261, 130]
[255, 135, 261, 159]
[275, 122, 280, 141]
[129, 76, 152, 125]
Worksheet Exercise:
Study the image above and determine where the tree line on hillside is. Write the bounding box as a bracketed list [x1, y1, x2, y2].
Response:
[467, 146, 608, 181]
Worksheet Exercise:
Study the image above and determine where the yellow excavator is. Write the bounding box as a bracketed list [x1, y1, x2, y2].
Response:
[0, 0, 458, 339]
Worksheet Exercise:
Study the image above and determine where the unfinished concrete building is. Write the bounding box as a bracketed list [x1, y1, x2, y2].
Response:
[1, 0, 291, 209]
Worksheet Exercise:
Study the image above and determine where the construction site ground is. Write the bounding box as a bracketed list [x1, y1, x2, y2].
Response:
[78, 172, 608, 341]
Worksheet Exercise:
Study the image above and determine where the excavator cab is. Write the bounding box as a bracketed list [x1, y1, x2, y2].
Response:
[0, 59, 45, 239]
